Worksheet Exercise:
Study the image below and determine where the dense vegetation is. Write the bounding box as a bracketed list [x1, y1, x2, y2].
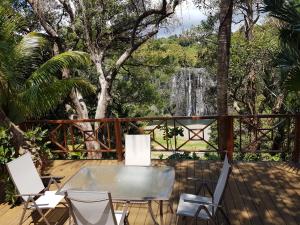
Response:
[1, 0, 300, 201]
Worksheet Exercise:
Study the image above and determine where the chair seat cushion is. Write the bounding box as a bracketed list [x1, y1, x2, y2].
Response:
[176, 193, 213, 220]
[31, 191, 64, 209]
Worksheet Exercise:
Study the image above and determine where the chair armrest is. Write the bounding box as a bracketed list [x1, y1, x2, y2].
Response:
[184, 199, 222, 208]
[16, 193, 44, 197]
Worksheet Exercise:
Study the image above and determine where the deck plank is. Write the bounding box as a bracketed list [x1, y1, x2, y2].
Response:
[0, 160, 299, 225]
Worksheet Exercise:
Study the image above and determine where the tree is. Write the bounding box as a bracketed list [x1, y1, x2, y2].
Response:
[0, 5, 94, 153]
[25, 0, 179, 158]
[234, 0, 262, 41]
[229, 23, 280, 115]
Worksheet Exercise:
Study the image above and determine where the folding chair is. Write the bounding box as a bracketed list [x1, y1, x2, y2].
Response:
[65, 190, 128, 225]
[6, 152, 64, 225]
[125, 134, 151, 166]
[124, 134, 173, 218]
[176, 155, 232, 225]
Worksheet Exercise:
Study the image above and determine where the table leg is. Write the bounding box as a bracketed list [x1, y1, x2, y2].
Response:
[159, 200, 164, 225]
[168, 200, 174, 214]
[148, 201, 159, 225]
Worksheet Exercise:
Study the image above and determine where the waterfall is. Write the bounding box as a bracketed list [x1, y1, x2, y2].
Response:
[169, 67, 216, 116]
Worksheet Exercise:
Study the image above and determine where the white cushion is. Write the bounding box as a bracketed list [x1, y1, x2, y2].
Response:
[177, 193, 213, 220]
[31, 191, 64, 209]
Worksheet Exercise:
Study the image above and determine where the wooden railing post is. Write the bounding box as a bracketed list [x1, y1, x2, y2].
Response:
[218, 115, 234, 161]
[226, 116, 234, 161]
[292, 115, 300, 163]
[114, 118, 123, 161]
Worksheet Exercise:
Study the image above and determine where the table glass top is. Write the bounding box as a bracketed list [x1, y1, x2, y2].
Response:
[57, 165, 175, 201]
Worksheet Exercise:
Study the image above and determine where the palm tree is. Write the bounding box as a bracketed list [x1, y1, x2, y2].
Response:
[264, 0, 300, 90]
[0, 6, 95, 151]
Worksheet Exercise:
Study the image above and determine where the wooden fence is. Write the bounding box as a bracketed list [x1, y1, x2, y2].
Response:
[23, 114, 300, 162]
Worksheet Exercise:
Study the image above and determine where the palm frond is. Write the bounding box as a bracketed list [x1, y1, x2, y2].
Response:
[26, 51, 91, 87]
[15, 32, 50, 63]
[284, 67, 300, 91]
[264, 0, 300, 24]
[12, 32, 51, 85]
[18, 77, 95, 119]
[264, 0, 300, 91]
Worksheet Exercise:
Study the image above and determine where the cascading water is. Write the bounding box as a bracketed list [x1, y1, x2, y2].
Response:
[170, 68, 216, 116]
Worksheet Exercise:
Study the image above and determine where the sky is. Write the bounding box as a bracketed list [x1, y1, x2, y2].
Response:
[157, 0, 207, 37]
[157, 0, 266, 38]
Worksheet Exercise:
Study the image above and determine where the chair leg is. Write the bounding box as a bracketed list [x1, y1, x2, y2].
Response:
[175, 215, 179, 225]
[35, 207, 50, 225]
[19, 202, 29, 225]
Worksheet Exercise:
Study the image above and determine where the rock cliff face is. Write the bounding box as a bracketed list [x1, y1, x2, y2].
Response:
[170, 68, 216, 116]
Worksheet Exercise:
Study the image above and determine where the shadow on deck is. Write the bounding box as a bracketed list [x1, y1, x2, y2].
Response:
[0, 160, 299, 225]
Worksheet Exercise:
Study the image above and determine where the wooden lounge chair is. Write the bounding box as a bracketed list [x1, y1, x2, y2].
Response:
[6, 152, 64, 225]
[65, 190, 128, 225]
[125, 134, 151, 166]
[176, 155, 232, 225]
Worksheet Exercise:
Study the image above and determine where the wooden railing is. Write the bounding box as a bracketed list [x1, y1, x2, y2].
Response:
[23, 114, 300, 162]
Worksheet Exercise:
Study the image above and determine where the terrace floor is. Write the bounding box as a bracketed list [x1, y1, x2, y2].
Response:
[0, 160, 299, 225]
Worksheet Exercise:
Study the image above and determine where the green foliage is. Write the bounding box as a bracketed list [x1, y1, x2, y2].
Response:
[162, 127, 184, 139]
[66, 151, 86, 160]
[233, 152, 282, 161]
[264, 0, 300, 92]
[158, 125, 184, 151]
[229, 23, 280, 114]
[0, 5, 95, 123]
[167, 152, 192, 160]
[204, 152, 220, 160]
[0, 128, 16, 204]
[0, 128, 15, 165]
[110, 37, 201, 117]
[23, 127, 52, 161]
[166, 151, 199, 160]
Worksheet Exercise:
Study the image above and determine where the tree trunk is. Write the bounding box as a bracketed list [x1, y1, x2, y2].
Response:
[217, 0, 233, 153]
[95, 79, 111, 120]
[93, 58, 112, 122]
[69, 88, 102, 159]
[243, 0, 260, 42]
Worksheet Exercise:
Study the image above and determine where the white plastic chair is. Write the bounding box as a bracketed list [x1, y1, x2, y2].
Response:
[176, 155, 232, 225]
[125, 134, 151, 166]
[65, 190, 128, 225]
[6, 152, 64, 225]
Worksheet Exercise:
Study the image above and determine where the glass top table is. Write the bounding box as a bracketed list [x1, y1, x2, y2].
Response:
[57, 165, 175, 201]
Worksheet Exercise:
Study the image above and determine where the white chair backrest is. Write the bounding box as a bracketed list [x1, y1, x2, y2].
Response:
[212, 155, 231, 212]
[125, 134, 151, 166]
[6, 152, 44, 201]
[66, 191, 117, 225]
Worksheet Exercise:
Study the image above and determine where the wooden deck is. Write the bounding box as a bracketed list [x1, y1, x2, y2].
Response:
[0, 160, 299, 225]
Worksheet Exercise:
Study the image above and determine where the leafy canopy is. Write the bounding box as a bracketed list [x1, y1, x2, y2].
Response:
[0, 4, 95, 123]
